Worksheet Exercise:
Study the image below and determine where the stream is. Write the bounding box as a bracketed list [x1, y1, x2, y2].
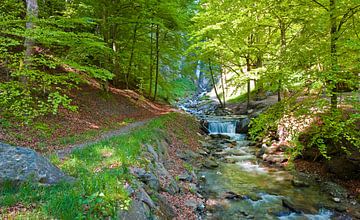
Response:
[179, 96, 356, 219]
[198, 118, 345, 219]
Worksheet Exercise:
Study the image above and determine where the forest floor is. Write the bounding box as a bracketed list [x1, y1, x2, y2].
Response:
[0, 81, 203, 219]
[0, 81, 175, 153]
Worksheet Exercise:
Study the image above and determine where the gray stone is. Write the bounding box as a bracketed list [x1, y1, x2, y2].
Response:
[118, 200, 149, 220]
[137, 187, 156, 209]
[203, 159, 219, 169]
[163, 179, 180, 195]
[256, 146, 266, 158]
[132, 167, 160, 191]
[263, 154, 288, 164]
[157, 194, 177, 219]
[282, 199, 317, 214]
[185, 199, 200, 210]
[236, 117, 250, 133]
[291, 179, 310, 188]
[0, 143, 73, 184]
[197, 149, 208, 156]
[178, 172, 193, 182]
[156, 139, 169, 160]
[222, 191, 244, 200]
[146, 144, 159, 162]
[322, 182, 348, 199]
[226, 149, 246, 156]
[333, 197, 341, 203]
[209, 134, 231, 139]
[223, 158, 238, 164]
[177, 150, 200, 161]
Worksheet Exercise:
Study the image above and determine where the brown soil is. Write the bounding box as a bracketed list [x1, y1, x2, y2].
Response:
[0, 81, 174, 153]
[160, 114, 204, 220]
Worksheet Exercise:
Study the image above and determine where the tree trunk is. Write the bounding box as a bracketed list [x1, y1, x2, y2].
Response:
[153, 24, 160, 101]
[220, 66, 226, 108]
[330, 0, 338, 109]
[149, 24, 154, 98]
[208, 59, 223, 108]
[23, 0, 38, 83]
[246, 57, 251, 109]
[278, 20, 287, 102]
[126, 21, 139, 89]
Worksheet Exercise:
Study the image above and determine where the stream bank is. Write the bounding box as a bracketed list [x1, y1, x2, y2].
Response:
[118, 113, 206, 220]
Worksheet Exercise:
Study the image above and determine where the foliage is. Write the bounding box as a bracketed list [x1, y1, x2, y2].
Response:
[300, 109, 360, 159]
[156, 77, 196, 103]
[0, 0, 197, 123]
[249, 101, 287, 140]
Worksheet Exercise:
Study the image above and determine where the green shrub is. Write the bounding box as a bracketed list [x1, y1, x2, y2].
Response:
[300, 109, 359, 159]
[249, 101, 287, 140]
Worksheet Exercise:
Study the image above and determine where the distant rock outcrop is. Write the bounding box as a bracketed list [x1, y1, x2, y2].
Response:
[0, 142, 73, 184]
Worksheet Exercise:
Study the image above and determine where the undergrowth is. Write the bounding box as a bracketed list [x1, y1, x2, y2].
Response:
[0, 113, 194, 219]
[249, 94, 359, 161]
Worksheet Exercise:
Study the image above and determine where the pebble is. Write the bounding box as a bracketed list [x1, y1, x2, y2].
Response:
[333, 197, 341, 203]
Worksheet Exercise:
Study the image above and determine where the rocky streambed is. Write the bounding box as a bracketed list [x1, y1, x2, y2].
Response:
[196, 129, 360, 219]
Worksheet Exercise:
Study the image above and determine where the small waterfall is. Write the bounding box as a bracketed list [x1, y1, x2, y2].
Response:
[208, 121, 237, 134]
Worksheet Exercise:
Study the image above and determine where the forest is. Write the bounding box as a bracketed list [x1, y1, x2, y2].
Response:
[0, 0, 359, 219]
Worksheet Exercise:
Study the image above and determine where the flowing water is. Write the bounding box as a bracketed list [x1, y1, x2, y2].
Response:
[208, 120, 237, 135]
[198, 119, 351, 220]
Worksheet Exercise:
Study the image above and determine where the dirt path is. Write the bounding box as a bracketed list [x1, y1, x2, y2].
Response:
[56, 117, 157, 159]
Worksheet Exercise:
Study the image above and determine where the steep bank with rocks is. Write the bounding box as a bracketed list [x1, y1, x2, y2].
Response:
[118, 113, 206, 220]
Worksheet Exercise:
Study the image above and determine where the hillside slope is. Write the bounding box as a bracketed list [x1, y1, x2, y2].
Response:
[0, 81, 173, 153]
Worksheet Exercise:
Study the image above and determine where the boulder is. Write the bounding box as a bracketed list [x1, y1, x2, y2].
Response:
[202, 159, 219, 169]
[0, 143, 73, 184]
[156, 194, 177, 219]
[177, 150, 200, 161]
[163, 179, 180, 195]
[131, 167, 160, 191]
[291, 179, 310, 188]
[222, 191, 244, 200]
[282, 199, 317, 214]
[326, 157, 360, 180]
[236, 117, 250, 133]
[118, 200, 150, 220]
[209, 134, 231, 139]
[146, 144, 159, 162]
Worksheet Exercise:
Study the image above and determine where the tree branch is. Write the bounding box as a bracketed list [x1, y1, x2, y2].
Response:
[338, 4, 360, 32]
[310, 0, 329, 11]
[353, 16, 360, 40]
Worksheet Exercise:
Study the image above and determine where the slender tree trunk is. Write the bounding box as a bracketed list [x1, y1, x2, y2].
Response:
[153, 24, 160, 101]
[220, 66, 226, 108]
[330, 0, 338, 109]
[246, 57, 251, 109]
[278, 20, 287, 102]
[149, 24, 154, 98]
[256, 45, 265, 98]
[208, 59, 223, 108]
[126, 21, 139, 89]
[23, 0, 38, 84]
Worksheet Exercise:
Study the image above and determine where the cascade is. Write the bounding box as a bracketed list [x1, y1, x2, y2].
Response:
[208, 120, 237, 134]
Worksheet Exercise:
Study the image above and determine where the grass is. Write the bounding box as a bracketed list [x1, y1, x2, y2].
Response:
[56, 129, 102, 146]
[0, 113, 182, 219]
[227, 90, 257, 104]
